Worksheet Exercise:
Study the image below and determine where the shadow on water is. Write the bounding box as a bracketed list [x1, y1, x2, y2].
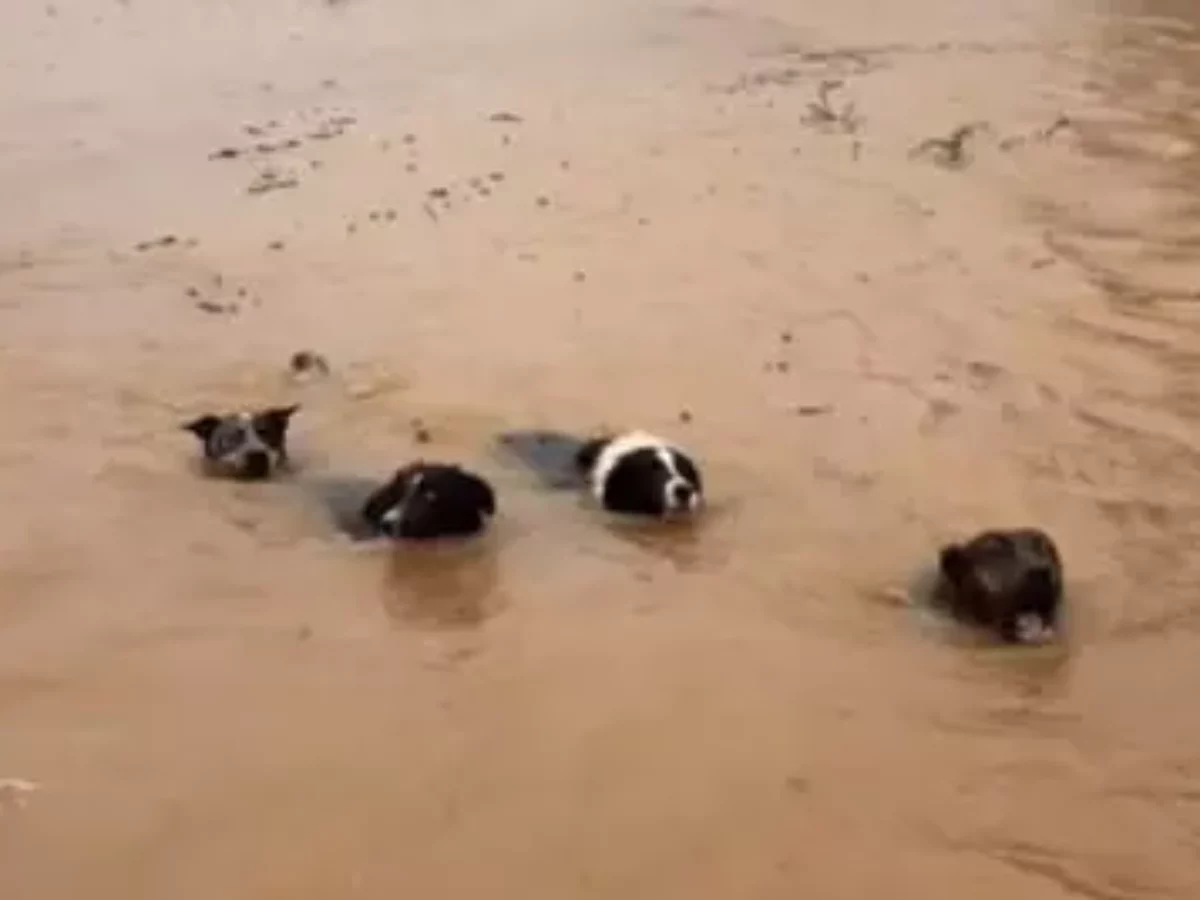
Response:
[493, 429, 589, 490]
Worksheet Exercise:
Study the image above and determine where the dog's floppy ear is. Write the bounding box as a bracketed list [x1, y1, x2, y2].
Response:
[360, 467, 415, 531]
[182, 415, 222, 443]
[256, 404, 300, 445]
[938, 543, 970, 583]
[575, 437, 610, 474]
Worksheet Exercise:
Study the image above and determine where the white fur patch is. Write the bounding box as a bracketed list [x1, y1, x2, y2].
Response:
[381, 471, 424, 527]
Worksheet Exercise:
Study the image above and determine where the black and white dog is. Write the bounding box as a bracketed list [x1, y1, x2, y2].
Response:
[575, 431, 703, 518]
[935, 527, 1063, 645]
[360, 462, 496, 540]
[182, 405, 300, 481]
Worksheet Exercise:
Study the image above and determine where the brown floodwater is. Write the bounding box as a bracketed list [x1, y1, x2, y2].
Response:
[3, 0, 1200, 896]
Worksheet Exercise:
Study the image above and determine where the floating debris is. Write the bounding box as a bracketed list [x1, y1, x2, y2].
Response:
[489, 111, 523, 123]
[290, 350, 330, 377]
[801, 79, 861, 133]
[133, 234, 179, 252]
[795, 404, 833, 417]
[909, 122, 991, 169]
[247, 169, 300, 195]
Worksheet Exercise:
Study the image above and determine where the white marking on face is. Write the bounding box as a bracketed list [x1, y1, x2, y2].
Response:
[657, 447, 699, 514]
[226, 412, 277, 468]
[589, 431, 701, 512]
[381, 471, 424, 530]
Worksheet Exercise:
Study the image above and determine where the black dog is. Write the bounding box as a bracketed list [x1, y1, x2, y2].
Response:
[575, 430, 703, 519]
[935, 527, 1063, 644]
[360, 463, 496, 540]
[182, 405, 299, 480]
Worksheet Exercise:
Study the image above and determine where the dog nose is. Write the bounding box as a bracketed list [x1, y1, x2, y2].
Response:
[242, 451, 271, 479]
[669, 482, 694, 508]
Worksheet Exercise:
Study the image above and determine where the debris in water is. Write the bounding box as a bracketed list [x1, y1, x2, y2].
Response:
[133, 234, 179, 252]
[208, 147, 241, 160]
[247, 169, 299, 195]
[801, 80, 860, 133]
[489, 111, 523, 123]
[909, 122, 991, 169]
[290, 350, 330, 377]
[795, 404, 833, 417]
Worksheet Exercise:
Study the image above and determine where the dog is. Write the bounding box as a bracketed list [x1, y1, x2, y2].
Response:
[182, 405, 299, 480]
[575, 431, 703, 518]
[935, 527, 1063, 644]
[360, 462, 497, 540]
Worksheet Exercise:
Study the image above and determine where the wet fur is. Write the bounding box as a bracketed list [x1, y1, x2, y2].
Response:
[360, 463, 496, 540]
[935, 527, 1063, 644]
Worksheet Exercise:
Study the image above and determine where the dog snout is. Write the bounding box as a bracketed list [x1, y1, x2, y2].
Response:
[241, 450, 272, 479]
[669, 481, 695, 509]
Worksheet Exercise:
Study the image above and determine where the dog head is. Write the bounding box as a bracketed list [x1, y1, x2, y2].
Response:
[576, 431, 703, 518]
[360, 463, 497, 540]
[938, 528, 1062, 644]
[182, 405, 299, 481]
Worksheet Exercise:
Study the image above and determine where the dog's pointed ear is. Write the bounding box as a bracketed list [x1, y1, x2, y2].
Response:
[938, 544, 969, 582]
[182, 415, 222, 443]
[575, 437, 610, 474]
[257, 404, 300, 444]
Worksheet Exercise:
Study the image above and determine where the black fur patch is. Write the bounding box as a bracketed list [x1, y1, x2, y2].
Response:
[934, 527, 1063, 644]
[360, 463, 496, 540]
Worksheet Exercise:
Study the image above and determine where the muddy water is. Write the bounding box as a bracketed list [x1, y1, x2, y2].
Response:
[3, 0, 1200, 896]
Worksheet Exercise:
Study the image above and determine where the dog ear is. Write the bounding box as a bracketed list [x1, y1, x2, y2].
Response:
[938, 544, 970, 583]
[256, 404, 300, 445]
[182, 415, 222, 443]
[360, 468, 415, 531]
[575, 437, 610, 474]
